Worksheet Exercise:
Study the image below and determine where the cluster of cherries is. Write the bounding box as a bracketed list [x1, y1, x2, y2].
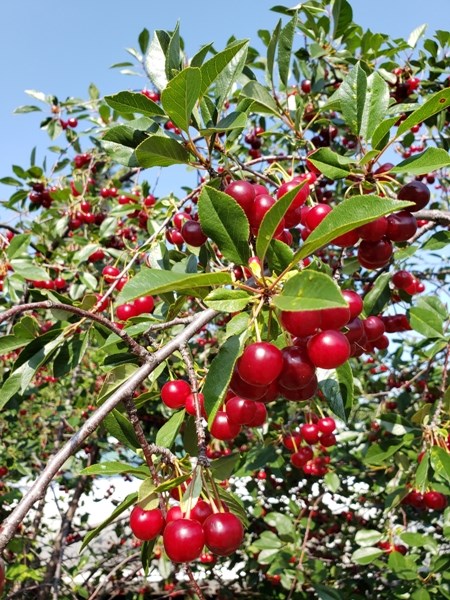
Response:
[166, 214, 207, 248]
[160, 379, 267, 442]
[401, 489, 447, 511]
[59, 117, 78, 130]
[129, 500, 244, 563]
[28, 182, 58, 208]
[283, 416, 337, 476]
[391, 269, 425, 296]
[114, 295, 155, 321]
[244, 126, 265, 159]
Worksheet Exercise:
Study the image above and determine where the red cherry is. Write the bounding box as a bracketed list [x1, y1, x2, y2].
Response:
[163, 519, 205, 562]
[320, 433, 337, 447]
[318, 417, 336, 435]
[249, 194, 283, 235]
[392, 270, 415, 290]
[190, 500, 213, 524]
[424, 491, 447, 511]
[102, 265, 120, 282]
[342, 290, 363, 320]
[181, 221, 207, 246]
[129, 506, 165, 541]
[226, 396, 257, 426]
[278, 346, 316, 390]
[203, 512, 244, 556]
[161, 380, 191, 409]
[185, 393, 207, 418]
[247, 402, 267, 427]
[116, 303, 138, 321]
[278, 375, 318, 401]
[386, 211, 417, 242]
[307, 331, 350, 369]
[333, 228, 360, 247]
[282, 432, 302, 452]
[320, 306, 350, 330]
[363, 316, 385, 341]
[301, 79, 312, 93]
[229, 369, 266, 401]
[300, 423, 320, 444]
[133, 296, 155, 315]
[358, 217, 388, 241]
[397, 180, 430, 212]
[277, 177, 310, 211]
[305, 204, 332, 230]
[210, 411, 241, 441]
[280, 309, 322, 337]
[166, 505, 184, 522]
[357, 239, 393, 269]
[237, 342, 283, 386]
[290, 446, 314, 467]
[224, 180, 255, 216]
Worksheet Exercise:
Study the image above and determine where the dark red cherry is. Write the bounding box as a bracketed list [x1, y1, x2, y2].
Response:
[397, 180, 430, 212]
[280, 310, 322, 337]
[229, 369, 267, 401]
[317, 417, 336, 435]
[226, 396, 257, 426]
[358, 217, 388, 241]
[342, 290, 363, 320]
[181, 220, 207, 246]
[424, 491, 447, 511]
[278, 346, 316, 390]
[300, 423, 320, 444]
[386, 211, 417, 242]
[291, 446, 314, 467]
[247, 402, 267, 427]
[133, 295, 155, 315]
[278, 375, 318, 401]
[185, 392, 207, 418]
[357, 238, 393, 269]
[224, 180, 255, 216]
[191, 500, 213, 524]
[305, 204, 332, 230]
[392, 270, 415, 290]
[363, 316, 385, 341]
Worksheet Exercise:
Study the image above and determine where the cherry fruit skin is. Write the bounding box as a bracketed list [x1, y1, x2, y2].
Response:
[133, 295, 155, 315]
[278, 346, 316, 390]
[210, 411, 241, 441]
[203, 512, 244, 556]
[247, 402, 267, 427]
[116, 303, 137, 321]
[229, 368, 266, 401]
[226, 396, 257, 426]
[163, 519, 205, 562]
[129, 506, 165, 541]
[161, 380, 191, 409]
[191, 500, 213, 524]
[166, 505, 184, 523]
[224, 180, 255, 216]
[307, 331, 350, 369]
[237, 342, 283, 386]
[398, 180, 430, 212]
[305, 204, 332, 230]
[277, 177, 310, 211]
[320, 306, 350, 330]
[291, 446, 314, 467]
[185, 392, 207, 418]
[392, 270, 415, 290]
[358, 217, 388, 241]
[301, 423, 320, 444]
[357, 238, 393, 269]
[424, 491, 447, 511]
[342, 290, 363, 320]
[280, 309, 321, 337]
[386, 211, 417, 242]
[363, 316, 385, 341]
[318, 417, 336, 435]
[181, 221, 207, 247]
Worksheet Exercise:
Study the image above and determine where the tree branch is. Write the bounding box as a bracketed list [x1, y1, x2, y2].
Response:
[0, 308, 217, 554]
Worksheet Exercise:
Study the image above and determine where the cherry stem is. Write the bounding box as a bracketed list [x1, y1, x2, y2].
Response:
[185, 565, 206, 600]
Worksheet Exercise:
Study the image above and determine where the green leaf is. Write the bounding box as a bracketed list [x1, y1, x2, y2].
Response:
[387, 552, 418, 581]
[253, 530, 284, 550]
[135, 135, 189, 168]
[363, 272, 392, 316]
[81, 492, 137, 550]
[277, 11, 298, 87]
[104, 91, 164, 117]
[117, 268, 232, 303]
[239, 81, 279, 116]
[0, 333, 65, 410]
[6, 234, 31, 260]
[198, 186, 251, 265]
[138, 478, 159, 509]
[360, 73, 390, 142]
[138, 28, 150, 54]
[145, 31, 169, 90]
[199, 111, 247, 135]
[266, 239, 294, 275]
[204, 288, 252, 312]
[380, 413, 417, 436]
[371, 116, 398, 149]
[199, 40, 249, 99]
[266, 19, 282, 86]
[319, 364, 353, 424]
[10, 259, 49, 281]
[264, 512, 293, 536]
[351, 546, 384, 565]
[155, 409, 185, 449]
[409, 305, 445, 340]
[422, 231, 450, 251]
[396, 88, 450, 137]
[324, 471, 340, 493]
[165, 21, 181, 79]
[161, 67, 202, 132]
[355, 529, 383, 547]
[306, 147, 354, 179]
[392, 147, 450, 175]
[400, 532, 437, 553]
[225, 312, 251, 339]
[313, 585, 344, 600]
[407, 23, 427, 48]
[431, 446, 450, 485]
[102, 124, 149, 149]
[80, 461, 149, 477]
[332, 0, 353, 39]
[273, 271, 348, 312]
[364, 437, 409, 466]
[293, 195, 413, 261]
[337, 62, 367, 136]
[103, 410, 140, 450]
[204, 336, 242, 426]
[256, 182, 306, 263]
[210, 453, 240, 481]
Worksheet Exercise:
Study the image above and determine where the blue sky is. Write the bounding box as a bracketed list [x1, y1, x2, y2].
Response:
[0, 0, 447, 202]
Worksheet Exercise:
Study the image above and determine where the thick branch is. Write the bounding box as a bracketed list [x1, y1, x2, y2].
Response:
[0, 308, 217, 553]
[414, 209, 450, 225]
[0, 300, 150, 361]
